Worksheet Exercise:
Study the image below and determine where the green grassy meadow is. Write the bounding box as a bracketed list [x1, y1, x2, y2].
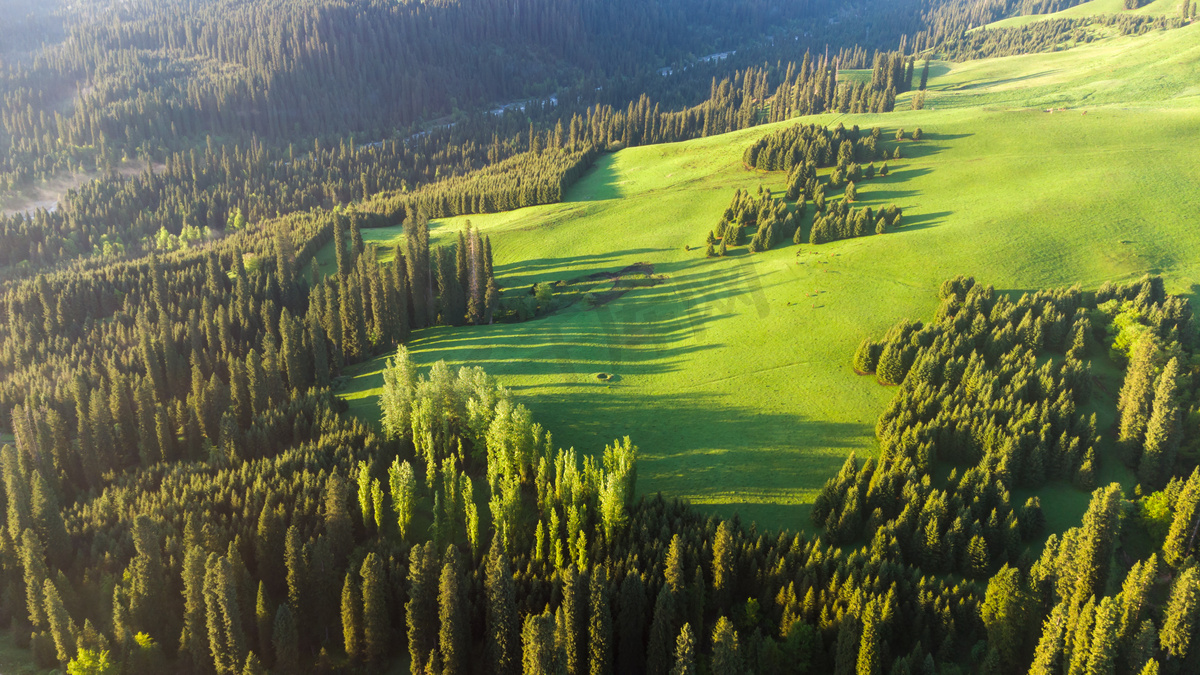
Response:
[328, 23, 1200, 531]
[922, 21, 1200, 110]
[988, 0, 1187, 29]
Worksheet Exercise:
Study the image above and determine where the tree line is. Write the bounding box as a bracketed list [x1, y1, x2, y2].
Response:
[840, 274, 1200, 673]
[938, 13, 1188, 61]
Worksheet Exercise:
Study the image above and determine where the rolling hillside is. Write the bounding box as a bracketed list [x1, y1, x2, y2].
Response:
[329, 20, 1200, 531]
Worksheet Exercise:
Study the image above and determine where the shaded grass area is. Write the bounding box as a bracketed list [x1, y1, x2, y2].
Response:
[325, 36, 1200, 530]
[0, 631, 40, 675]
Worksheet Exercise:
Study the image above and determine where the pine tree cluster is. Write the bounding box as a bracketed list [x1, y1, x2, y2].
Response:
[810, 201, 901, 245]
[710, 188, 801, 255]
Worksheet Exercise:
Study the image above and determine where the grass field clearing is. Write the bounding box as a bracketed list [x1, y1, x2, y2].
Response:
[326, 24, 1200, 531]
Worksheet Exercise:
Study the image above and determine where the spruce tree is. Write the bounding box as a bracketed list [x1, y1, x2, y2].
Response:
[967, 534, 988, 578]
[1084, 596, 1119, 675]
[255, 582, 272, 666]
[272, 604, 299, 675]
[1117, 336, 1161, 461]
[664, 535, 686, 595]
[1161, 566, 1199, 659]
[1164, 470, 1200, 564]
[1027, 602, 1067, 675]
[180, 545, 209, 669]
[242, 652, 267, 675]
[1118, 557, 1158, 644]
[617, 570, 647, 674]
[485, 536, 519, 675]
[21, 528, 49, 629]
[29, 471, 69, 570]
[522, 609, 558, 675]
[407, 542, 437, 675]
[981, 565, 1028, 669]
[129, 516, 167, 644]
[711, 521, 735, 613]
[44, 578, 76, 664]
[670, 624, 695, 675]
[852, 339, 878, 374]
[360, 553, 389, 664]
[203, 554, 247, 675]
[1074, 484, 1123, 602]
[876, 342, 907, 385]
[1127, 621, 1157, 674]
[589, 567, 613, 675]
[711, 616, 741, 675]
[857, 602, 881, 675]
[324, 474, 353, 568]
[561, 565, 585, 675]
[284, 525, 307, 642]
[341, 572, 362, 662]
[439, 546, 467, 675]
[1138, 357, 1181, 489]
[645, 585, 676, 675]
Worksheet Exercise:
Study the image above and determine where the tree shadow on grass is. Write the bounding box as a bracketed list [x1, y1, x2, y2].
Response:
[916, 131, 973, 143]
[896, 210, 952, 232]
[538, 388, 875, 534]
[340, 258, 879, 531]
[951, 72, 1054, 91]
[495, 248, 669, 286]
[891, 142, 951, 162]
[858, 186, 920, 203]
[877, 166, 933, 183]
[565, 153, 626, 202]
[344, 260, 771, 399]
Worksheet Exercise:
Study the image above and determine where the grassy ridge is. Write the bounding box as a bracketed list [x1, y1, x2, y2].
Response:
[988, 0, 1187, 29]
[918, 21, 1200, 110]
[332, 25, 1200, 530]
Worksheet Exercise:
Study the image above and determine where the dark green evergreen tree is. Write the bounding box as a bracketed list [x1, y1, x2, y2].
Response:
[670, 623, 695, 675]
[439, 546, 467, 675]
[272, 604, 299, 675]
[589, 567, 613, 675]
[341, 571, 362, 662]
[486, 537, 519, 675]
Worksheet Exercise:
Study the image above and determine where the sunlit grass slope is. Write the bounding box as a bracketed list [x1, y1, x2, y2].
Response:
[918, 20, 1200, 110]
[988, 0, 1186, 29]
[330, 24, 1200, 530]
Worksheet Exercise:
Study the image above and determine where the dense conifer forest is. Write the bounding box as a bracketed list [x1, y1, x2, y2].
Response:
[1, 0, 1199, 673]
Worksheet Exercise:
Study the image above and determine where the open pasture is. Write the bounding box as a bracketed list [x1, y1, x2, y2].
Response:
[333, 28, 1200, 529]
